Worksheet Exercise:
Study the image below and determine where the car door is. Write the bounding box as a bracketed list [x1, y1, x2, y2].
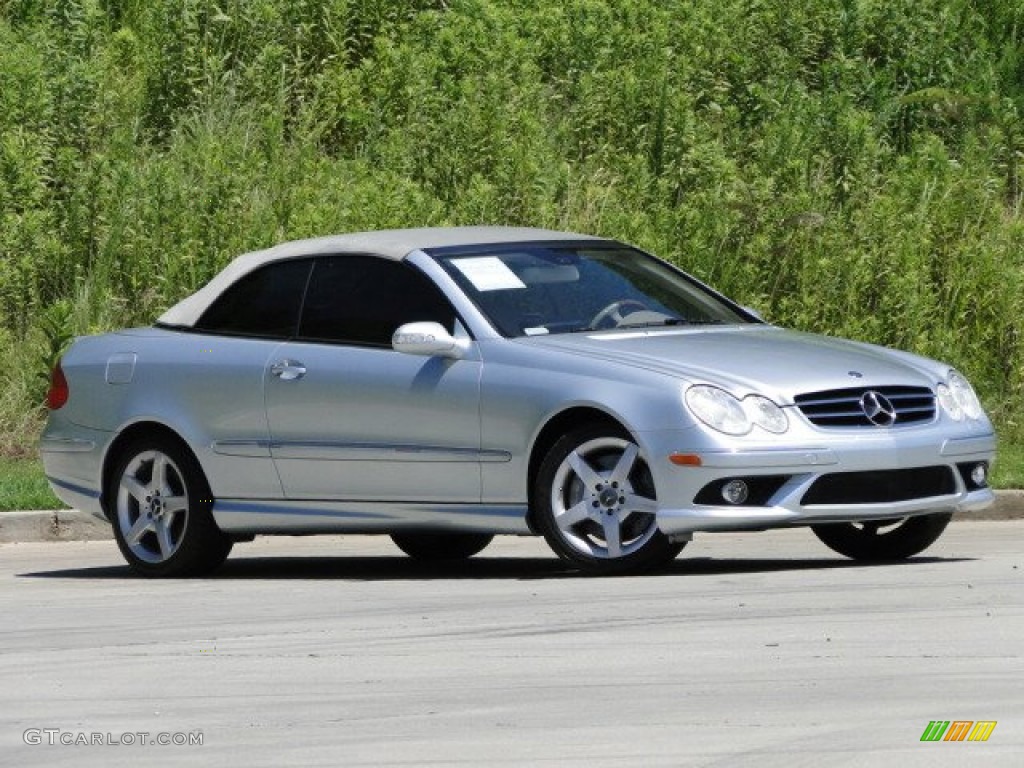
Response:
[186, 257, 314, 500]
[265, 254, 483, 502]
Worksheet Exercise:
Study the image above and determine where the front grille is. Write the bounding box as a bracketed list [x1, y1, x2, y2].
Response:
[794, 385, 935, 428]
[801, 466, 956, 505]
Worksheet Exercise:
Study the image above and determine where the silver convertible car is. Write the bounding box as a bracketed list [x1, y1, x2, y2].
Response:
[41, 227, 995, 576]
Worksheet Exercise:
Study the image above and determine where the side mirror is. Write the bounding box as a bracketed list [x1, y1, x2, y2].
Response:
[392, 322, 469, 359]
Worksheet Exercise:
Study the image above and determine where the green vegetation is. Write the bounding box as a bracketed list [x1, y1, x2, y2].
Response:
[993, 442, 1024, 490]
[0, 457, 63, 511]
[1, 1, 1022, 477]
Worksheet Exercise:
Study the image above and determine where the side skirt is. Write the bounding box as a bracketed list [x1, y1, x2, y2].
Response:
[212, 499, 532, 535]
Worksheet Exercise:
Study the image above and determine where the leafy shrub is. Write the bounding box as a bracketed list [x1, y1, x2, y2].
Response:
[1, 0, 1022, 449]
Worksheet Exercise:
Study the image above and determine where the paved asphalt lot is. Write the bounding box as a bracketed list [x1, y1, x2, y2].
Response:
[1, 523, 1020, 767]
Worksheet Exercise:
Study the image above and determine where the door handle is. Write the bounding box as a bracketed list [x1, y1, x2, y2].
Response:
[270, 360, 307, 381]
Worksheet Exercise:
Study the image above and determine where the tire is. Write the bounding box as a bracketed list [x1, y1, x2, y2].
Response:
[810, 512, 953, 561]
[390, 532, 493, 560]
[108, 435, 232, 577]
[534, 424, 684, 575]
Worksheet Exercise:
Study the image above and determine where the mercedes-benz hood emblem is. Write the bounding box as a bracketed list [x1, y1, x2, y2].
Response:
[860, 390, 897, 427]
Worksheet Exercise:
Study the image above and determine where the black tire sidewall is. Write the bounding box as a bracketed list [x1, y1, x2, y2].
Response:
[390, 532, 493, 560]
[811, 512, 953, 561]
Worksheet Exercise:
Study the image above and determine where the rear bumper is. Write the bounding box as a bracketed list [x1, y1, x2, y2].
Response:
[39, 422, 113, 521]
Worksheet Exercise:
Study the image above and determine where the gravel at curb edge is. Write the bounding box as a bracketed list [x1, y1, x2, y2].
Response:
[2, 491, 1022, 544]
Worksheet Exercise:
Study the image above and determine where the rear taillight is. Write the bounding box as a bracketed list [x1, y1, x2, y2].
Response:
[46, 361, 69, 410]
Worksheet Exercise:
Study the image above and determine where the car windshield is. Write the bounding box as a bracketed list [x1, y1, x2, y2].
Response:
[428, 242, 752, 337]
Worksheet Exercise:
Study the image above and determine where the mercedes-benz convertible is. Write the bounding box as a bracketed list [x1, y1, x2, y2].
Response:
[41, 227, 995, 576]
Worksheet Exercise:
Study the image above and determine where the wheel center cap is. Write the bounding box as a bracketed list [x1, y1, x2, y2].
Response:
[599, 488, 619, 508]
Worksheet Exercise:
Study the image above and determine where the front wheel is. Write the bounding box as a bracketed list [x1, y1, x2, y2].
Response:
[390, 532, 493, 560]
[534, 424, 684, 575]
[810, 512, 952, 561]
[109, 435, 232, 577]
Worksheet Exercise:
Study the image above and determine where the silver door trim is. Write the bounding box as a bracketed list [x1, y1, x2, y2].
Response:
[211, 440, 273, 458]
[267, 441, 511, 463]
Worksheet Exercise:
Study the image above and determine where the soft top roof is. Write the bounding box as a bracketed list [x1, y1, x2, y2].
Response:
[158, 226, 599, 328]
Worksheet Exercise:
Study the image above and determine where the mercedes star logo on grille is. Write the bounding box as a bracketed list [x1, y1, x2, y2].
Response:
[860, 390, 897, 426]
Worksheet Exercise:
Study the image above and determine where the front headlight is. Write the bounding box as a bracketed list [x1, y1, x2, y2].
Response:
[744, 395, 789, 434]
[941, 370, 983, 421]
[936, 383, 962, 421]
[685, 386, 750, 435]
[685, 386, 789, 436]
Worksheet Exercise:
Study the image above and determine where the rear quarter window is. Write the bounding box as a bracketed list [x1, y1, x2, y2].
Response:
[195, 260, 312, 338]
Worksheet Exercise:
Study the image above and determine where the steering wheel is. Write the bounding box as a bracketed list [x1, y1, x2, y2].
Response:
[588, 299, 650, 329]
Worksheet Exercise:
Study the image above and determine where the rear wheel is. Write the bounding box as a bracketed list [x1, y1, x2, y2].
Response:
[390, 532, 493, 560]
[109, 435, 232, 577]
[534, 424, 683, 574]
[810, 512, 952, 561]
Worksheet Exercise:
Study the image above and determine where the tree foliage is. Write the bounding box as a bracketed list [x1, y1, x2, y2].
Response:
[1, 0, 1023, 445]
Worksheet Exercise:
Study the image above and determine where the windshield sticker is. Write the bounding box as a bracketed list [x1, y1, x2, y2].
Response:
[452, 257, 526, 291]
[523, 326, 550, 336]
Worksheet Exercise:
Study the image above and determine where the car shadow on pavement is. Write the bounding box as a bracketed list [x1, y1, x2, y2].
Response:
[18, 554, 973, 581]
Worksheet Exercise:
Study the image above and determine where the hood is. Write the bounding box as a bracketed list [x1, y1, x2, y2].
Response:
[523, 325, 946, 403]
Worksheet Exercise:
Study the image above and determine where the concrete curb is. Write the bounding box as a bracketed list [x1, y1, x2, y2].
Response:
[0, 509, 114, 543]
[2, 491, 1023, 544]
[978, 489, 1024, 520]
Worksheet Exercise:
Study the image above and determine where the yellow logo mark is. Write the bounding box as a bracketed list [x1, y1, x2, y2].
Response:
[967, 721, 997, 742]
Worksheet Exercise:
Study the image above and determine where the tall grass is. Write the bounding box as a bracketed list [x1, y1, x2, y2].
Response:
[1, 0, 1023, 450]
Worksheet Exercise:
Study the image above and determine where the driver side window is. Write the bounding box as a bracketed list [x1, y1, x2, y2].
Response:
[297, 256, 457, 346]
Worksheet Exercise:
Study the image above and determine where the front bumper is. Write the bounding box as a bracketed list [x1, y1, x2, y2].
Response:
[641, 428, 996, 536]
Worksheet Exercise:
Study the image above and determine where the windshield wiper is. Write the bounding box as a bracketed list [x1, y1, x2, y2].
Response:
[614, 319, 682, 329]
[570, 316, 722, 334]
[616, 317, 725, 329]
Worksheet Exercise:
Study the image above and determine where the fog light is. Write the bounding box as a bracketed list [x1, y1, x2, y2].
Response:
[971, 463, 987, 487]
[721, 479, 749, 505]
